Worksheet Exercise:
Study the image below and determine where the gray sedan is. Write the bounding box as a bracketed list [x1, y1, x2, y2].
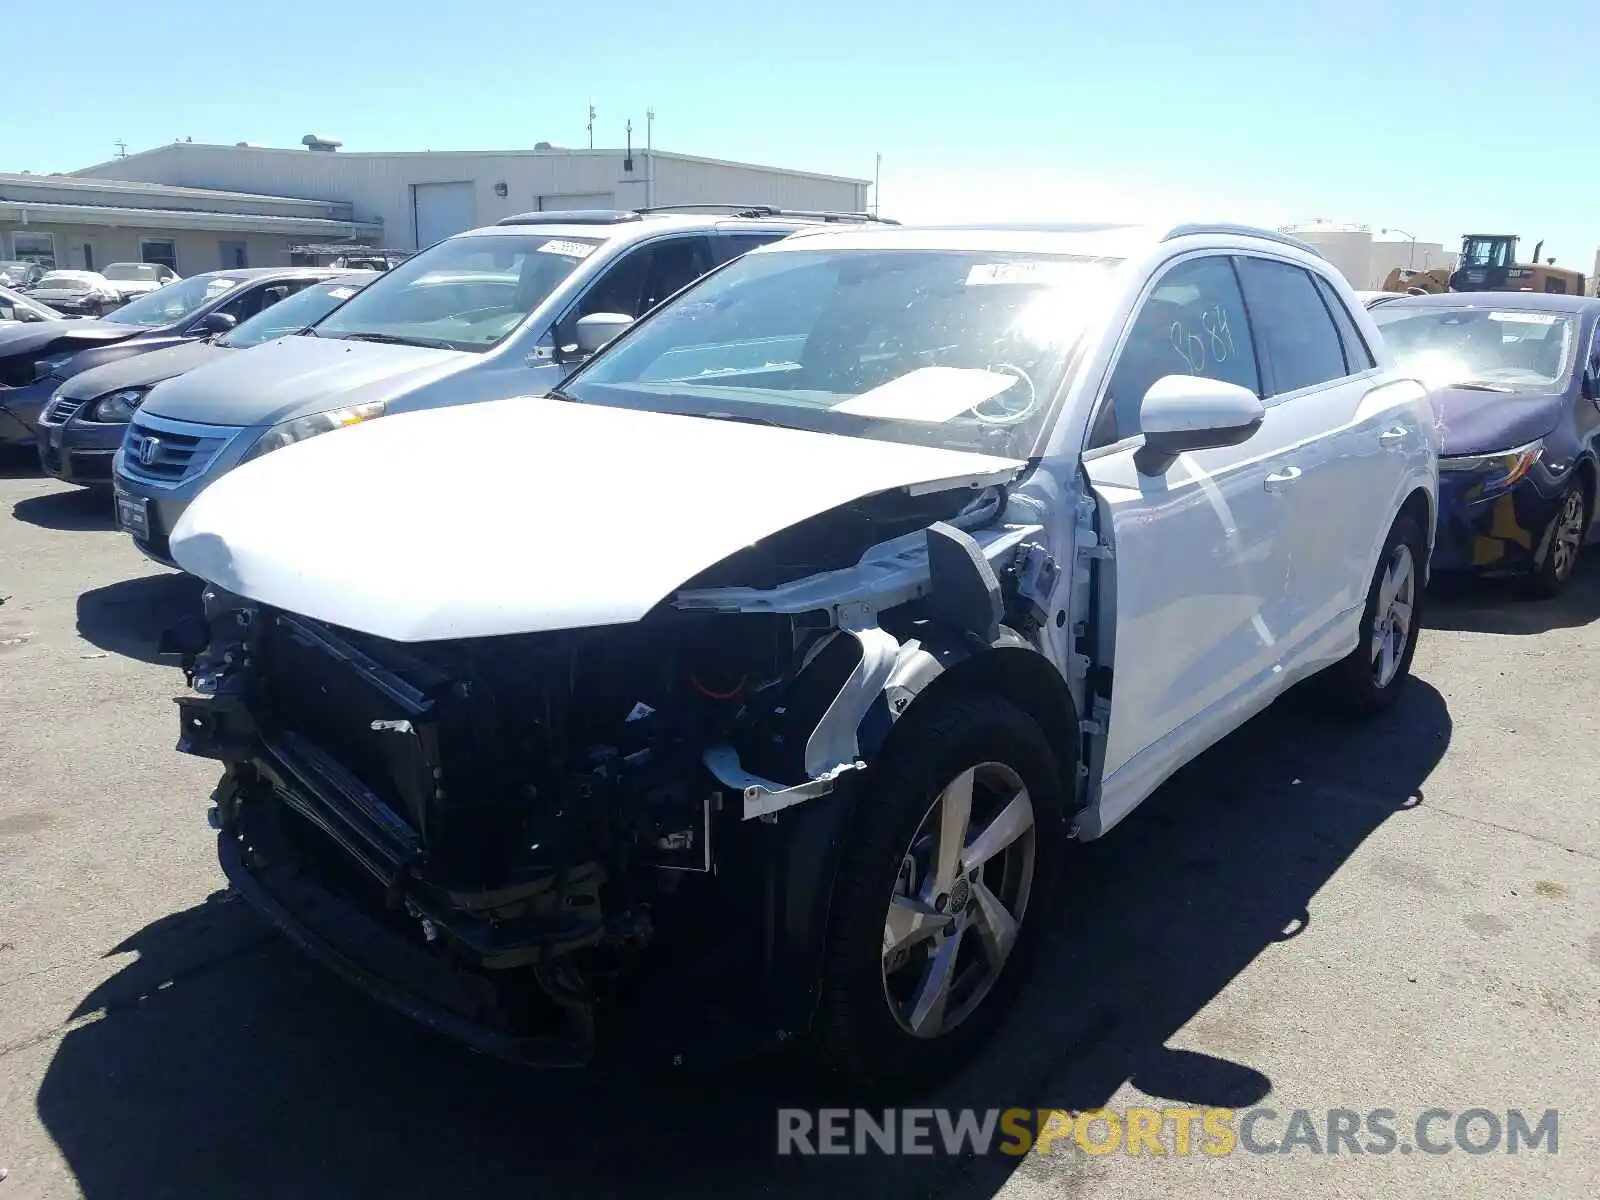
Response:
[37, 274, 374, 487]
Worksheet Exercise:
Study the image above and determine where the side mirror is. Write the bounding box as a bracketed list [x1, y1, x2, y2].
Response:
[574, 311, 633, 356]
[194, 311, 237, 337]
[1133, 375, 1265, 475]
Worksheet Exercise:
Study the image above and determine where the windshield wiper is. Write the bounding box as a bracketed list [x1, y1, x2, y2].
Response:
[335, 331, 454, 350]
[1448, 381, 1515, 393]
[544, 387, 583, 404]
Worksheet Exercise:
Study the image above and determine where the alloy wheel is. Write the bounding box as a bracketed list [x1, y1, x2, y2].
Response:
[1371, 542, 1416, 689]
[1549, 488, 1585, 583]
[881, 761, 1036, 1039]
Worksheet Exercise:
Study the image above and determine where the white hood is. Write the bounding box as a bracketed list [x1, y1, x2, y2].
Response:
[170, 396, 1024, 642]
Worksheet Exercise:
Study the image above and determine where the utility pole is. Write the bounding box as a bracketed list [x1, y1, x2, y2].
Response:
[645, 108, 656, 208]
[114, 139, 127, 158]
[587, 103, 595, 149]
[873, 151, 882, 216]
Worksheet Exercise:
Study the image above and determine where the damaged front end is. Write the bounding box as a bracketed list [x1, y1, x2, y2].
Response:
[170, 481, 1071, 1069]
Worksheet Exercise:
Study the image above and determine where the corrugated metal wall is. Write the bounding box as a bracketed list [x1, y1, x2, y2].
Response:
[649, 156, 867, 213]
[82, 145, 869, 248]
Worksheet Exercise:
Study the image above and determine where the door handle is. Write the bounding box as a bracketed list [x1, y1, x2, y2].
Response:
[1379, 426, 1408, 446]
[1263, 466, 1303, 492]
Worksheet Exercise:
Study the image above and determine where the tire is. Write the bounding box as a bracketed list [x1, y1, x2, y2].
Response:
[1313, 511, 1425, 716]
[1528, 478, 1589, 599]
[814, 692, 1069, 1092]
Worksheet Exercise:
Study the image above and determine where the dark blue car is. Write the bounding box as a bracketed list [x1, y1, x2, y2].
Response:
[1370, 292, 1600, 596]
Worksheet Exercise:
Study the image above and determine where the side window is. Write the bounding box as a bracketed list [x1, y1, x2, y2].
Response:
[557, 236, 714, 347]
[717, 232, 786, 264]
[639, 236, 715, 311]
[1309, 272, 1375, 371]
[1095, 255, 1259, 447]
[1236, 258, 1349, 395]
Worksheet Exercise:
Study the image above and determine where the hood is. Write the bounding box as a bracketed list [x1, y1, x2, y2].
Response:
[0, 319, 140, 359]
[141, 333, 464, 425]
[56, 339, 230, 401]
[1431, 385, 1568, 457]
[30, 286, 107, 301]
[170, 396, 1025, 642]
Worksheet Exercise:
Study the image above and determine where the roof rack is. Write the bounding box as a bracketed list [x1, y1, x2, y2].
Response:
[633, 203, 899, 225]
[495, 209, 644, 226]
[1162, 223, 1325, 259]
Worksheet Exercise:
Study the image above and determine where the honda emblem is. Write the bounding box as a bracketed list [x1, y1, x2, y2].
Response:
[138, 436, 161, 467]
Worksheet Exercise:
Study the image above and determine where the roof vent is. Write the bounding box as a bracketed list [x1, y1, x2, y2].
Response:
[301, 133, 343, 152]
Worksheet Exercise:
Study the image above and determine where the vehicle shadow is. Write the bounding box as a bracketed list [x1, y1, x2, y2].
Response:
[76, 572, 202, 664]
[10, 485, 115, 531]
[1425, 555, 1600, 635]
[34, 682, 1449, 1200]
[0, 444, 42, 479]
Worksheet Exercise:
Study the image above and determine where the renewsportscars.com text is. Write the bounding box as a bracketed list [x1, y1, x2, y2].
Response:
[777, 1107, 1560, 1157]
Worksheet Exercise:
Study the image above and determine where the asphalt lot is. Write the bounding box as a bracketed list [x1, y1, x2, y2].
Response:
[2, 456, 1597, 1199]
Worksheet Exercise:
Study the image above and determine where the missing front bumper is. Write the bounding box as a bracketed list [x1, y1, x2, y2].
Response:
[217, 827, 594, 1067]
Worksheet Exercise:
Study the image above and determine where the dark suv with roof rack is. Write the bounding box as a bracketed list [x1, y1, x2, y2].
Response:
[112, 205, 891, 566]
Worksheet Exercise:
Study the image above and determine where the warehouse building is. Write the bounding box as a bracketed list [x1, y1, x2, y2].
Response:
[0, 171, 381, 275]
[12, 136, 870, 274]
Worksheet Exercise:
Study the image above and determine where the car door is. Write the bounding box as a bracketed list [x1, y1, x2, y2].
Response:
[1082, 253, 1301, 802]
[1235, 256, 1393, 662]
[1579, 319, 1600, 470]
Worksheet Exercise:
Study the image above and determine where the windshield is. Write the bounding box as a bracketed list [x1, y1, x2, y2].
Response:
[220, 278, 368, 348]
[561, 247, 1117, 457]
[104, 274, 240, 327]
[36, 273, 94, 290]
[0, 262, 35, 282]
[1372, 304, 1577, 393]
[312, 233, 603, 352]
[103, 263, 162, 282]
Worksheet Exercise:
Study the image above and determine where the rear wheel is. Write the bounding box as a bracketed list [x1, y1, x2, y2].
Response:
[1529, 479, 1588, 598]
[1313, 512, 1424, 715]
[814, 693, 1069, 1092]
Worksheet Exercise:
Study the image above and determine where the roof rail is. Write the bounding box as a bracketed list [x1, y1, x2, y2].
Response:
[634, 203, 899, 225]
[495, 209, 643, 226]
[1162, 223, 1325, 258]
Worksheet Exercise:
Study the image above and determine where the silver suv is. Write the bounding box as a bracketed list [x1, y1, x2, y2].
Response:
[113, 205, 891, 565]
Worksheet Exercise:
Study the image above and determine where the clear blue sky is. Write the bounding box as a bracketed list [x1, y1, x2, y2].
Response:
[7, 0, 1599, 267]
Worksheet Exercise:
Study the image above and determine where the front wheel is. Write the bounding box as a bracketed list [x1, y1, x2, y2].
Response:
[1528, 480, 1588, 598]
[1312, 511, 1425, 715]
[814, 693, 1069, 1092]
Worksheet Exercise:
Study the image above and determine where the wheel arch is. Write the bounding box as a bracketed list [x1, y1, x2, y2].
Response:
[879, 639, 1083, 814]
[1572, 454, 1598, 529]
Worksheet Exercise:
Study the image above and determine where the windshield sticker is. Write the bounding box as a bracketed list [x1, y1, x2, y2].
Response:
[327, 287, 356, 300]
[1489, 312, 1559, 325]
[965, 261, 1095, 287]
[538, 239, 597, 260]
[207, 278, 237, 293]
[832, 366, 1019, 423]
